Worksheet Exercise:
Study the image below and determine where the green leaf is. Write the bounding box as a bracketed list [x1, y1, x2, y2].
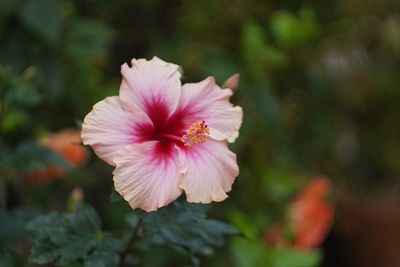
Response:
[65, 19, 114, 60]
[228, 209, 258, 239]
[271, 8, 319, 49]
[0, 208, 40, 243]
[19, 0, 62, 43]
[84, 237, 121, 267]
[5, 81, 42, 107]
[271, 249, 322, 267]
[127, 201, 238, 265]
[1, 110, 28, 132]
[231, 237, 271, 267]
[230, 238, 322, 267]
[1, 210, 37, 266]
[0, 0, 20, 20]
[109, 186, 124, 203]
[27, 204, 121, 267]
[0, 245, 24, 267]
[242, 21, 269, 65]
[1, 66, 42, 108]
[0, 141, 70, 172]
[242, 21, 288, 76]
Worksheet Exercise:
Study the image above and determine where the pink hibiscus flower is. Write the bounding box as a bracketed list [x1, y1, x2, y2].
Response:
[81, 57, 242, 212]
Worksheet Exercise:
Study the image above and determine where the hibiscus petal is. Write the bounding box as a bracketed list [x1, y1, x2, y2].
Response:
[120, 57, 182, 122]
[178, 139, 239, 203]
[113, 141, 182, 212]
[81, 96, 153, 166]
[177, 77, 242, 143]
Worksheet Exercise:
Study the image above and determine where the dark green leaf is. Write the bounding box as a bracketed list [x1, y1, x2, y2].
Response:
[109, 187, 124, 203]
[1, 66, 42, 108]
[19, 0, 62, 43]
[0, 208, 40, 242]
[231, 237, 271, 267]
[65, 19, 114, 60]
[272, 249, 322, 267]
[0, 0, 20, 20]
[127, 201, 238, 265]
[27, 204, 121, 267]
[271, 8, 319, 48]
[0, 245, 24, 267]
[0, 141, 70, 173]
[84, 237, 121, 267]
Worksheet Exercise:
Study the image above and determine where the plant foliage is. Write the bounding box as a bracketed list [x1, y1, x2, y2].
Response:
[127, 201, 239, 265]
[27, 205, 121, 267]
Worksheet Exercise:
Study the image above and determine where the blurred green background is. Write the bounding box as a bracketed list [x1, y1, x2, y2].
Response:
[2, 0, 400, 266]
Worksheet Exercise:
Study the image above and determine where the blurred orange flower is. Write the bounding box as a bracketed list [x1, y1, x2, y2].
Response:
[26, 129, 89, 183]
[265, 176, 334, 250]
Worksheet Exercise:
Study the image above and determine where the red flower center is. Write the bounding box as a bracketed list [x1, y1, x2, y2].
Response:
[133, 100, 209, 148]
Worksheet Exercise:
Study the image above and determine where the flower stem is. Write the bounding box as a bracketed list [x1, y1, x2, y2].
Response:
[0, 90, 5, 151]
[119, 219, 142, 267]
[0, 178, 6, 209]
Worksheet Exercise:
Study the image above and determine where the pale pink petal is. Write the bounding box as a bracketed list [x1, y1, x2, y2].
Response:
[120, 57, 182, 120]
[178, 139, 239, 203]
[113, 141, 182, 212]
[81, 96, 153, 166]
[176, 77, 242, 143]
[223, 73, 240, 90]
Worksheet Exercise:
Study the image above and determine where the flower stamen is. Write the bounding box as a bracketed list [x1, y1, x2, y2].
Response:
[181, 121, 210, 146]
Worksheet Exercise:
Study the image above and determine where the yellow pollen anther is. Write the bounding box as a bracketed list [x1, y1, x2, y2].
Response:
[181, 121, 210, 146]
